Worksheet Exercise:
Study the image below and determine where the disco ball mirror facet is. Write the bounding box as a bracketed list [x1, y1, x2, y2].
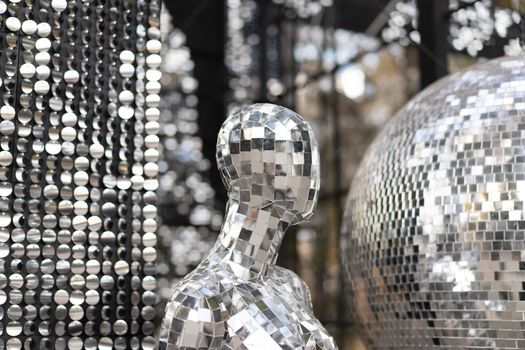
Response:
[342, 55, 525, 349]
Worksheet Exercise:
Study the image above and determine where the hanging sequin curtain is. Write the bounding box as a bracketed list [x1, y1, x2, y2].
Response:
[0, 0, 160, 348]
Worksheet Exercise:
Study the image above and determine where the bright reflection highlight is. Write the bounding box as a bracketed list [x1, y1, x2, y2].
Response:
[336, 64, 366, 100]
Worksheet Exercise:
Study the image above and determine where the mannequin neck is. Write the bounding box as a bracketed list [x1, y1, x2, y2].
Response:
[207, 199, 289, 280]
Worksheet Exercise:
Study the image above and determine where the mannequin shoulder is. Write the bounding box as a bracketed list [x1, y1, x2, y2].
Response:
[164, 262, 251, 312]
[166, 266, 230, 307]
[160, 268, 232, 349]
[267, 265, 313, 310]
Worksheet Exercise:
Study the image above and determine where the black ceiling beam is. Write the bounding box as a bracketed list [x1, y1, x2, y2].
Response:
[417, 0, 449, 88]
[334, 0, 392, 32]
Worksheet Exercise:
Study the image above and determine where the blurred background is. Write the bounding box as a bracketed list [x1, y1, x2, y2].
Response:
[155, 1, 525, 348]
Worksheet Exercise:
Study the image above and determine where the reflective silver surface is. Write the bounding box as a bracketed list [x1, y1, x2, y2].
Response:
[342, 55, 525, 349]
[159, 103, 336, 349]
[0, 0, 160, 347]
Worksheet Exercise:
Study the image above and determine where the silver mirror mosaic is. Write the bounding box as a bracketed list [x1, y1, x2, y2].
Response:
[342, 55, 525, 349]
[0, 0, 160, 348]
[159, 103, 336, 349]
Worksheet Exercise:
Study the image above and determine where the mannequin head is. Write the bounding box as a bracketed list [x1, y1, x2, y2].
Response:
[216, 103, 320, 225]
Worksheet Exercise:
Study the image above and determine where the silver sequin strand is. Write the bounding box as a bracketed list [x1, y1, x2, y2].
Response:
[0, 0, 160, 348]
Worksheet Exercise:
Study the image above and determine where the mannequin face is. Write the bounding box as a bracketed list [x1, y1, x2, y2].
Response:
[216, 103, 320, 225]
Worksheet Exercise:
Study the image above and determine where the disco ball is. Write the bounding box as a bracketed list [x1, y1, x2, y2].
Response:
[342, 55, 525, 349]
